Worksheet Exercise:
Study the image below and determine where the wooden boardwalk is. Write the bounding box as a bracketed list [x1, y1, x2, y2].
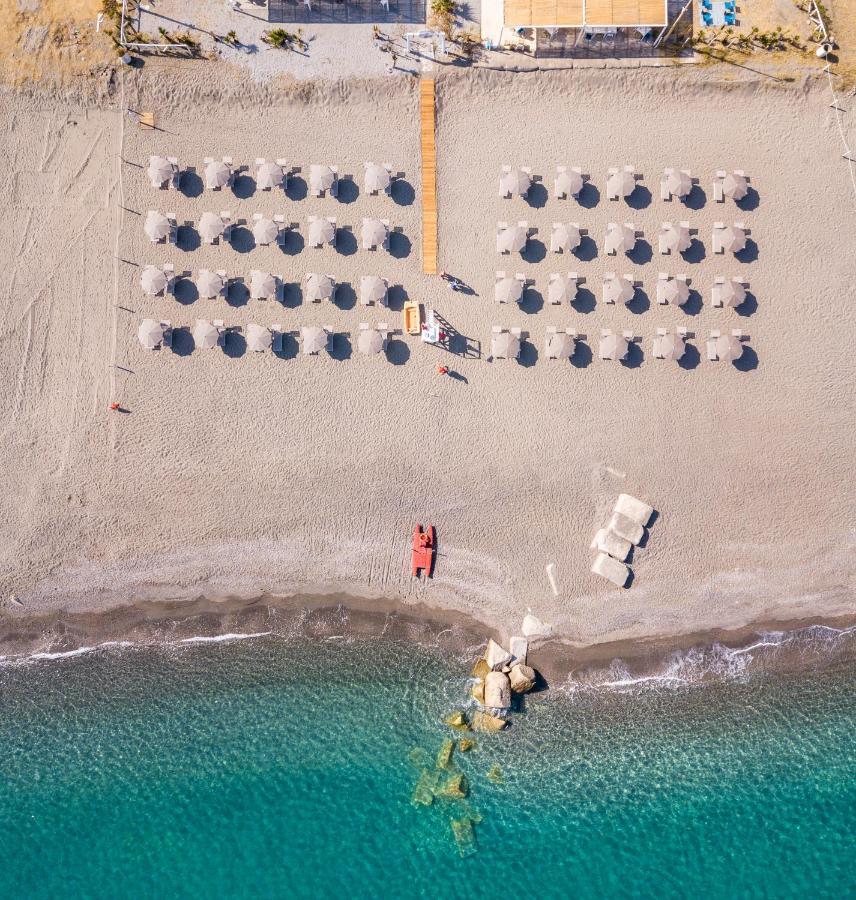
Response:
[420, 79, 437, 275]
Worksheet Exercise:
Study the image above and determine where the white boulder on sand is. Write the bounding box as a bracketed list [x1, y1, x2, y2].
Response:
[484, 671, 512, 709]
[608, 512, 645, 546]
[592, 552, 630, 588]
[590, 528, 632, 562]
[509, 664, 536, 693]
[485, 639, 513, 671]
[614, 494, 654, 527]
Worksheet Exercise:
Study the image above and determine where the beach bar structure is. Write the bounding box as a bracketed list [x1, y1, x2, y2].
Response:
[484, 0, 675, 55]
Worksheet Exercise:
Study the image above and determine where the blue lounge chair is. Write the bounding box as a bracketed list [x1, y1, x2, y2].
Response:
[725, 13, 736, 24]
[702, 12, 713, 25]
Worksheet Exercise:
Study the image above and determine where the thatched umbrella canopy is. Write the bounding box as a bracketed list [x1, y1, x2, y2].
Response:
[257, 161, 284, 190]
[360, 276, 387, 306]
[494, 276, 523, 304]
[500, 167, 531, 198]
[138, 318, 164, 350]
[556, 168, 583, 197]
[140, 265, 167, 296]
[193, 319, 219, 350]
[252, 216, 279, 246]
[247, 323, 272, 352]
[301, 325, 328, 355]
[305, 273, 335, 302]
[365, 163, 391, 194]
[250, 270, 276, 301]
[496, 223, 527, 254]
[199, 212, 225, 243]
[144, 210, 171, 242]
[724, 172, 749, 200]
[605, 223, 636, 255]
[204, 159, 232, 190]
[603, 274, 634, 305]
[607, 168, 635, 198]
[196, 269, 224, 299]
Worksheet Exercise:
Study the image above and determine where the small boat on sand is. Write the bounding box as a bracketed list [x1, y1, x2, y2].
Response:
[412, 524, 435, 578]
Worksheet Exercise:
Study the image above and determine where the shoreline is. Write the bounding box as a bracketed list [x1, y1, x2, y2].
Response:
[2, 592, 853, 684]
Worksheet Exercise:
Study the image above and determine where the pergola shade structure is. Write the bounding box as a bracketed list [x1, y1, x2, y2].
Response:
[503, 0, 667, 26]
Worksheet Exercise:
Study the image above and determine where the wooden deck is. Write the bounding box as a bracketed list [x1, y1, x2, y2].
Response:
[420, 79, 437, 275]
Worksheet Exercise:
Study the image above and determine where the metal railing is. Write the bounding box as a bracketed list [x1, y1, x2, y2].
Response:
[119, 0, 195, 54]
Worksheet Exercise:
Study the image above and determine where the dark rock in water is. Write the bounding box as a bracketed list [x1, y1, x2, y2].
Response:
[510, 663, 536, 694]
[451, 816, 477, 857]
[471, 680, 486, 704]
[408, 747, 428, 768]
[458, 739, 476, 753]
[471, 657, 490, 680]
[436, 739, 455, 770]
[411, 769, 440, 807]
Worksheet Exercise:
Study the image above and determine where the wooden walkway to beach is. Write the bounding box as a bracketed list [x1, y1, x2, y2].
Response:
[420, 79, 437, 275]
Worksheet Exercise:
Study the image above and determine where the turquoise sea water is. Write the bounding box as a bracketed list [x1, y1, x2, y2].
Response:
[0, 628, 853, 899]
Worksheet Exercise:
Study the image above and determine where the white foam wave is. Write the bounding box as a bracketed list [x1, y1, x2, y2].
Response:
[178, 631, 272, 645]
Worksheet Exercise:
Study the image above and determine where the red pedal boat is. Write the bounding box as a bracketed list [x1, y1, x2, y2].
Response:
[412, 524, 435, 578]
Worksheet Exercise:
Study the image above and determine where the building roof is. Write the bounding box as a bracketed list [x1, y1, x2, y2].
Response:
[504, 0, 666, 27]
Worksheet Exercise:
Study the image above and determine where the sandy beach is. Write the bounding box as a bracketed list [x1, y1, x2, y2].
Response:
[0, 61, 854, 657]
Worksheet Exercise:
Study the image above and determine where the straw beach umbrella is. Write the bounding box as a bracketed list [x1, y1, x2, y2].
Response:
[608, 168, 635, 198]
[247, 324, 272, 353]
[138, 319, 164, 350]
[140, 265, 167, 296]
[603, 274, 634, 305]
[305, 273, 335, 302]
[148, 156, 175, 186]
[196, 269, 224, 299]
[144, 211, 171, 242]
[495, 275, 523, 304]
[357, 328, 385, 356]
[496, 223, 527, 254]
[257, 161, 284, 190]
[722, 225, 747, 254]
[199, 212, 225, 243]
[253, 216, 279, 246]
[724, 172, 749, 200]
[365, 163, 391, 195]
[310, 165, 336, 194]
[719, 278, 746, 308]
[716, 334, 743, 362]
[250, 270, 276, 301]
[204, 159, 232, 190]
[500, 168, 531, 198]
[193, 320, 219, 350]
[600, 332, 629, 360]
[309, 217, 336, 247]
[360, 276, 387, 306]
[666, 169, 692, 198]
[605, 223, 636, 255]
[301, 325, 328, 355]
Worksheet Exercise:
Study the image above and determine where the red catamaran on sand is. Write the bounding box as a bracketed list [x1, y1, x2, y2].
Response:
[411, 525, 435, 578]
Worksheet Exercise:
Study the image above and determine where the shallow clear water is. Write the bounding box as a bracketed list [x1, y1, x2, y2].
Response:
[0, 633, 853, 899]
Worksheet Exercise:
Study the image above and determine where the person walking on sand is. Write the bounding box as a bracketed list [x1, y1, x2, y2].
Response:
[437, 365, 449, 376]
